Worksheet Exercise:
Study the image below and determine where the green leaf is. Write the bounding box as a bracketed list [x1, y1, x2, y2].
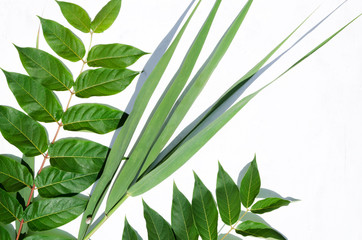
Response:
[87, 43, 147, 69]
[191, 173, 218, 240]
[240, 156, 260, 208]
[56, 1, 91, 33]
[216, 162, 240, 225]
[122, 217, 142, 240]
[35, 166, 97, 198]
[171, 183, 198, 240]
[23, 229, 76, 240]
[0, 188, 23, 224]
[62, 103, 127, 134]
[74, 68, 138, 98]
[0, 224, 12, 240]
[3, 70, 63, 122]
[143, 200, 175, 240]
[91, 0, 122, 33]
[0, 154, 33, 192]
[251, 198, 290, 214]
[0, 106, 48, 156]
[15, 46, 74, 91]
[235, 221, 286, 240]
[49, 138, 109, 174]
[24, 195, 88, 231]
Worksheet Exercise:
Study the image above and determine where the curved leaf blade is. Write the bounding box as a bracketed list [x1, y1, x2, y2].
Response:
[35, 166, 97, 198]
[216, 162, 240, 225]
[91, 0, 122, 33]
[0, 106, 48, 156]
[15, 46, 74, 91]
[240, 156, 260, 208]
[24, 195, 88, 231]
[49, 137, 109, 174]
[87, 43, 147, 69]
[62, 103, 127, 134]
[24, 229, 76, 240]
[123, 217, 142, 240]
[3, 70, 63, 122]
[74, 68, 138, 98]
[56, 1, 91, 33]
[251, 198, 290, 214]
[235, 221, 286, 240]
[0, 188, 23, 224]
[0, 224, 12, 240]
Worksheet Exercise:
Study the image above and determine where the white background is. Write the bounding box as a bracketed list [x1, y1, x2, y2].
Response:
[1, 0, 362, 239]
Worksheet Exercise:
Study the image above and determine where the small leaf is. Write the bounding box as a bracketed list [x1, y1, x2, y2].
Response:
[74, 68, 139, 98]
[0, 224, 12, 240]
[143, 200, 175, 240]
[39, 17, 86, 62]
[49, 138, 109, 174]
[0, 106, 49, 156]
[240, 156, 261, 208]
[216, 162, 241, 225]
[3, 70, 63, 122]
[251, 198, 290, 214]
[23, 228, 76, 239]
[91, 0, 122, 33]
[62, 103, 127, 134]
[0, 188, 23, 224]
[123, 217, 142, 240]
[171, 183, 198, 240]
[35, 166, 97, 198]
[15, 46, 74, 91]
[191, 173, 218, 240]
[56, 1, 91, 33]
[0, 154, 33, 192]
[87, 43, 147, 69]
[235, 221, 286, 240]
[24, 195, 88, 231]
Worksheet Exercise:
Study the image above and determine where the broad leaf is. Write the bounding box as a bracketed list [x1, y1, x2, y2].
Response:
[56, 1, 91, 33]
[91, 0, 122, 33]
[123, 217, 142, 240]
[24, 195, 88, 231]
[191, 173, 218, 240]
[24, 229, 76, 240]
[62, 103, 127, 134]
[171, 183, 198, 240]
[15, 46, 74, 91]
[240, 156, 260, 208]
[216, 162, 240, 225]
[74, 68, 138, 98]
[0, 106, 48, 156]
[143, 200, 175, 240]
[235, 221, 286, 240]
[49, 138, 109, 174]
[87, 43, 147, 69]
[0, 188, 23, 224]
[0, 224, 12, 240]
[3, 70, 63, 122]
[0, 154, 33, 192]
[36, 166, 97, 198]
[251, 198, 290, 214]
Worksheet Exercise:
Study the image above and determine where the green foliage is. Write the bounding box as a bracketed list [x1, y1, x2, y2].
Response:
[91, 0, 122, 33]
[56, 1, 91, 33]
[0, 224, 12, 240]
[251, 198, 291, 214]
[23, 229, 77, 240]
[122, 218, 142, 240]
[240, 156, 260, 208]
[0, 188, 24, 224]
[235, 221, 286, 240]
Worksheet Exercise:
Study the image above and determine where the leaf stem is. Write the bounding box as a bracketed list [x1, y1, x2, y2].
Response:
[220, 209, 249, 240]
[15, 220, 24, 240]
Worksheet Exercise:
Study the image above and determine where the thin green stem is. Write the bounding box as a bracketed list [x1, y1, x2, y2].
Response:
[220, 209, 249, 240]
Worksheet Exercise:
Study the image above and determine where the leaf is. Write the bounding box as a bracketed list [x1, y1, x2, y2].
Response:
[216, 162, 240, 225]
[3, 70, 63, 122]
[15, 46, 74, 91]
[142, 200, 175, 240]
[35, 166, 97, 198]
[87, 43, 147, 69]
[91, 0, 122, 33]
[0, 154, 33, 192]
[122, 217, 142, 240]
[191, 173, 218, 240]
[62, 103, 127, 134]
[0, 106, 48, 156]
[0, 224, 12, 240]
[49, 138, 109, 174]
[23, 229, 77, 240]
[240, 156, 260, 208]
[171, 183, 198, 240]
[56, 1, 91, 33]
[24, 195, 88, 231]
[235, 221, 286, 240]
[251, 198, 290, 214]
[74, 68, 138, 98]
[0, 188, 23, 224]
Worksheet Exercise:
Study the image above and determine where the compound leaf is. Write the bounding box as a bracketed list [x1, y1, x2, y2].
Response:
[56, 1, 91, 33]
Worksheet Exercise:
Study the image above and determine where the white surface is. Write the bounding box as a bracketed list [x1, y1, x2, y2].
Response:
[0, 0, 362, 239]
